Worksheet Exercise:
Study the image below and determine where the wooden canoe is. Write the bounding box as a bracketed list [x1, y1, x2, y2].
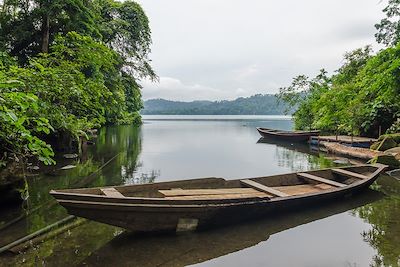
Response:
[256, 127, 320, 142]
[82, 189, 382, 267]
[50, 164, 387, 233]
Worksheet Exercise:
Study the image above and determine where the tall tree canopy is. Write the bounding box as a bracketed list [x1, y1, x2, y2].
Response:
[0, 0, 99, 62]
[0, 0, 155, 166]
[96, 0, 156, 79]
[279, 45, 400, 136]
[0, 0, 156, 79]
[376, 0, 400, 46]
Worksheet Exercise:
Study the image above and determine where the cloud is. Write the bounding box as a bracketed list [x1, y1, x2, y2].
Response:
[142, 77, 224, 101]
[141, 76, 268, 101]
[233, 65, 260, 82]
[137, 0, 386, 101]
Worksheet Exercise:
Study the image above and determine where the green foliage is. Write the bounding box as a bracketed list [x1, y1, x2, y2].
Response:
[96, 0, 156, 80]
[0, 89, 55, 165]
[375, 0, 400, 46]
[0, 0, 155, 166]
[279, 45, 400, 137]
[0, 0, 100, 62]
[0, 0, 156, 79]
[334, 46, 373, 84]
[1, 32, 145, 147]
[278, 70, 330, 131]
[354, 176, 400, 267]
[386, 118, 400, 134]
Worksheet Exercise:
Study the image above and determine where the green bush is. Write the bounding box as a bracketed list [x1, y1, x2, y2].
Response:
[0, 32, 147, 166]
[279, 45, 400, 136]
[387, 118, 400, 134]
[0, 89, 55, 165]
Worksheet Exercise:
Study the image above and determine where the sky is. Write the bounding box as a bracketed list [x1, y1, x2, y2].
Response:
[137, 0, 387, 101]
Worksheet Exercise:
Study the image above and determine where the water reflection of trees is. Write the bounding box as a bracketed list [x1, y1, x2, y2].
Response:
[264, 137, 400, 266]
[257, 138, 334, 171]
[94, 125, 143, 185]
[352, 175, 400, 267]
[94, 125, 160, 185]
[122, 168, 159, 185]
[0, 125, 156, 264]
[80, 190, 382, 267]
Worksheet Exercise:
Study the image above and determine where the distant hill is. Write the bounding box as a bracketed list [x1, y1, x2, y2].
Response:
[141, 94, 293, 115]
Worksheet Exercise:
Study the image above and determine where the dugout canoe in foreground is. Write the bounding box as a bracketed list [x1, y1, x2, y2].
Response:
[50, 164, 387, 233]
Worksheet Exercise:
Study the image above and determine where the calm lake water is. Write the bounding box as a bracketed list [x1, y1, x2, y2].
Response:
[0, 115, 399, 266]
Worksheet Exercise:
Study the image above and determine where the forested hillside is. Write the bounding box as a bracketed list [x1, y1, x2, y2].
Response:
[142, 94, 292, 115]
[0, 1, 155, 166]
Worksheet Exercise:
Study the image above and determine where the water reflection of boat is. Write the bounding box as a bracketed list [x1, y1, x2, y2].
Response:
[256, 127, 319, 142]
[257, 137, 316, 155]
[80, 189, 383, 267]
[51, 165, 386, 233]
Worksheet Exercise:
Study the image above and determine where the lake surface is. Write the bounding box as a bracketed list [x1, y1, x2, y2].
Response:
[0, 115, 399, 266]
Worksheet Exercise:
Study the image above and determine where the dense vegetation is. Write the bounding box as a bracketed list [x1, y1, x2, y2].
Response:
[0, 0, 155, 166]
[142, 94, 293, 115]
[279, 1, 400, 137]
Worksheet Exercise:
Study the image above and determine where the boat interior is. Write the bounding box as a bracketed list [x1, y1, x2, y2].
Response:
[258, 128, 319, 134]
[55, 165, 382, 201]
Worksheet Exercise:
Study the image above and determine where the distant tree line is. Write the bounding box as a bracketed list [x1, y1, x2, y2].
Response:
[141, 94, 294, 115]
[0, 0, 155, 166]
[279, 0, 400, 137]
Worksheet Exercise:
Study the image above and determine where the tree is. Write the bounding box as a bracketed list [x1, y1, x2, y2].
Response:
[375, 0, 400, 46]
[334, 46, 372, 84]
[95, 0, 156, 80]
[0, 66, 55, 166]
[0, 0, 99, 63]
[0, 1, 155, 166]
[278, 70, 330, 130]
[279, 44, 400, 136]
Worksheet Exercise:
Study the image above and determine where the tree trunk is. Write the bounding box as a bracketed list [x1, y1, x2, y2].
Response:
[41, 13, 50, 53]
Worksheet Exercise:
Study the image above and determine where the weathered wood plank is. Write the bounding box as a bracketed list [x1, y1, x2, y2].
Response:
[240, 179, 289, 197]
[298, 173, 346, 187]
[159, 188, 260, 197]
[332, 168, 369, 180]
[165, 192, 270, 200]
[162, 184, 335, 199]
[275, 184, 332, 196]
[323, 142, 382, 160]
[100, 188, 124, 198]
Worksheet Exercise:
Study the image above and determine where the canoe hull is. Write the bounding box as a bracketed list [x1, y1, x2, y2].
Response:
[256, 128, 319, 142]
[55, 173, 378, 233]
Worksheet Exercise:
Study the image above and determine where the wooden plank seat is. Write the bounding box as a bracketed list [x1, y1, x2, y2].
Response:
[164, 192, 270, 200]
[275, 183, 332, 196]
[101, 188, 125, 198]
[159, 188, 261, 196]
[297, 173, 346, 188]
[332, 168, 368, 180]
[160, 188, 271, 200]
[160, 183, 334, 200]
[240, 179, 289, 197]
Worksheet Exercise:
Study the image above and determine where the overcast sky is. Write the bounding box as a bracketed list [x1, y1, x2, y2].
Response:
[137, 0, 386, 101]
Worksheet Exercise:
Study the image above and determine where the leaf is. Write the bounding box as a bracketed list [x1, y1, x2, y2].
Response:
[0, 79, 25, 89]
[7, 111, 18, 121]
